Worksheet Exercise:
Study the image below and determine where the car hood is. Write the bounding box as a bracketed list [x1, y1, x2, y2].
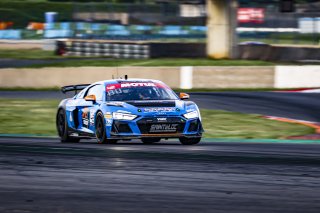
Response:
[125, 100, 176, 107]
[105, 100, 197, 117]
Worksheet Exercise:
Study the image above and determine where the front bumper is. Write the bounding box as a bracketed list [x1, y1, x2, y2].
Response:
[107, 116, 203, 139]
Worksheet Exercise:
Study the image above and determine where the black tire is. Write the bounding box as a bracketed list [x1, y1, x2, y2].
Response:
[141, 138, 161, 144]
[56, 109, 80, 143]
[95, 112, 117, 144]
[179, 137, 201, 145]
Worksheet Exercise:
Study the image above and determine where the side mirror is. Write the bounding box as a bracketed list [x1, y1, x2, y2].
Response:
[179, 92, 190, 100]
[84, 94, 96, 102]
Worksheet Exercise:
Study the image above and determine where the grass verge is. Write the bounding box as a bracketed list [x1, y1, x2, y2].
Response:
[0, 49, 274, 67]
[0, 99, 314, 139]
[0, 49, 59, 60]
[25, 58, 274, 68]
[0, 49, 110, 60]
[200, 109, 314, 139]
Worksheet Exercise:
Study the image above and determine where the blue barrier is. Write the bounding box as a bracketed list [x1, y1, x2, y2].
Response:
[0, 23, 208, 40]
[159, 25, 188, 35]
[76, 22, 85, 30]
[45, 23, 54, 30]
[134, 25, 153, 31]
[0, 30, 22, 39]
[60, 22, 71, 30]
[44, 30, 73, 38]
[105, 30, 130, 36]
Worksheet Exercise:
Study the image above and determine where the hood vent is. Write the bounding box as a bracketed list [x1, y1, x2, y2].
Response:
[126, 100, 176, 107]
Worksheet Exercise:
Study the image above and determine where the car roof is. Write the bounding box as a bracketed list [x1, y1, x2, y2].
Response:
[93, 79, 165, 86]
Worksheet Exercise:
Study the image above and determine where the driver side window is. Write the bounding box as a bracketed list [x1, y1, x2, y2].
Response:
[86, 85, 104, 101]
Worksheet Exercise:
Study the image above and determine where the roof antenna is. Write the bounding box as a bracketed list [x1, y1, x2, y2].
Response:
[117, 66, 119, 79]
[125, 75, 128, 80]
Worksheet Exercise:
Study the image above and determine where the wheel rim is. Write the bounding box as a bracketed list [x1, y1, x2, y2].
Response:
[96, 117, 104, 141]
[57, 111, 65, 137]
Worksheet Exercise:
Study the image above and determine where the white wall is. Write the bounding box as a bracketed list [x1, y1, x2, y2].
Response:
[275, 66, 320, 88]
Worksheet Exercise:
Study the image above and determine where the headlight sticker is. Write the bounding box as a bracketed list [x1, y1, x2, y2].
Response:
[183, 111, 199, 119]
[104, 112, 112, 119]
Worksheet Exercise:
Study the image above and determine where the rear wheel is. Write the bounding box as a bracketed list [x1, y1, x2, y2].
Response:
[95, 112, 117, 144]
[56, 109, 80, 143]
[179, 137, 201, 145]
[141, 138, 161, 144]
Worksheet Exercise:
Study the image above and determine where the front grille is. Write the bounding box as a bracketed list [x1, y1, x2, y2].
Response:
[188, 119, 199, 132]
[137, 117, 185, 134]
[112, 121, 132, 133]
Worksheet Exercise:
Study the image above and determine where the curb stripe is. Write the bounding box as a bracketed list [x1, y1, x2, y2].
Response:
[263, 116, 320, 133]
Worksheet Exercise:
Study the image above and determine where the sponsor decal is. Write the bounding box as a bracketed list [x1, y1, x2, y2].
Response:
[121, 82, 155, 88]
[82, 108, 89, 118]
[144, 107, 175, 113]
[106, 82, 167, 92]
[156, 112, 167, 115]
[105, 119, 112, 126]
[82, 108, 89, 128]
[89, 109, 95, 125]
[149, 124, 178, 133]
[70, 133, 79, 137]
[83, 119, 89, 126]
[157, 118, 167, 122]
[106, 85, 116, 90]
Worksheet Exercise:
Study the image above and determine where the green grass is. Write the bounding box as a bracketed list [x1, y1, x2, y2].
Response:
[201, 109, 314, 139]
[0, 49, 275, 67]
[33, 58, 273, 68]
[0, 99, 314, 139]
[0, 49, 60, 60]
[0, 99, 59, 135]
[0, 49, 111, 60]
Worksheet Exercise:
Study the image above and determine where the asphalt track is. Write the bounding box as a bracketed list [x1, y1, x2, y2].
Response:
[1, 90, 320, 122]
[0, 137, 320, 213]
[1, 90, 320, 212]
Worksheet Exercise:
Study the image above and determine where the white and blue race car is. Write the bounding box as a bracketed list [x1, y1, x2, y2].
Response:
[56, 78, 203, 145]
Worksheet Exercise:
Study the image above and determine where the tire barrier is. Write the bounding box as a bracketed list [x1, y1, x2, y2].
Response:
[56, 40, 206, 58]
[238, 44, 320, 62]
[59, 40, 150, 59]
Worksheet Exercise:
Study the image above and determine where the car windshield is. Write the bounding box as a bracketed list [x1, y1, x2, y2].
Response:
[105, 82, 178, 101]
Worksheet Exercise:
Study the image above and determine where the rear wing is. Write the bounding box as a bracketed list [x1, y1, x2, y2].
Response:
[61, 84, 90, 94]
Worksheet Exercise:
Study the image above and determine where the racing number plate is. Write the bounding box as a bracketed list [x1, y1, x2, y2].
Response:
[149, 124, 179, 133]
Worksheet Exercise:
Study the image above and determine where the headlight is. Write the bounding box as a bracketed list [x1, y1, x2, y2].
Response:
[112, 112, 137, 120]
[183, 111, 199, 119]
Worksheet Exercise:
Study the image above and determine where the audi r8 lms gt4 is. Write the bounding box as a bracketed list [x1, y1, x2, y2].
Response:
[56, 78, 204, 145]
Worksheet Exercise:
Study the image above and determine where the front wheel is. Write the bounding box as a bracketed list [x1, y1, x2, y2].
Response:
[179, 137, 201, 145]
[95, 112, 117, 144]
[56, 109, 80, 143]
